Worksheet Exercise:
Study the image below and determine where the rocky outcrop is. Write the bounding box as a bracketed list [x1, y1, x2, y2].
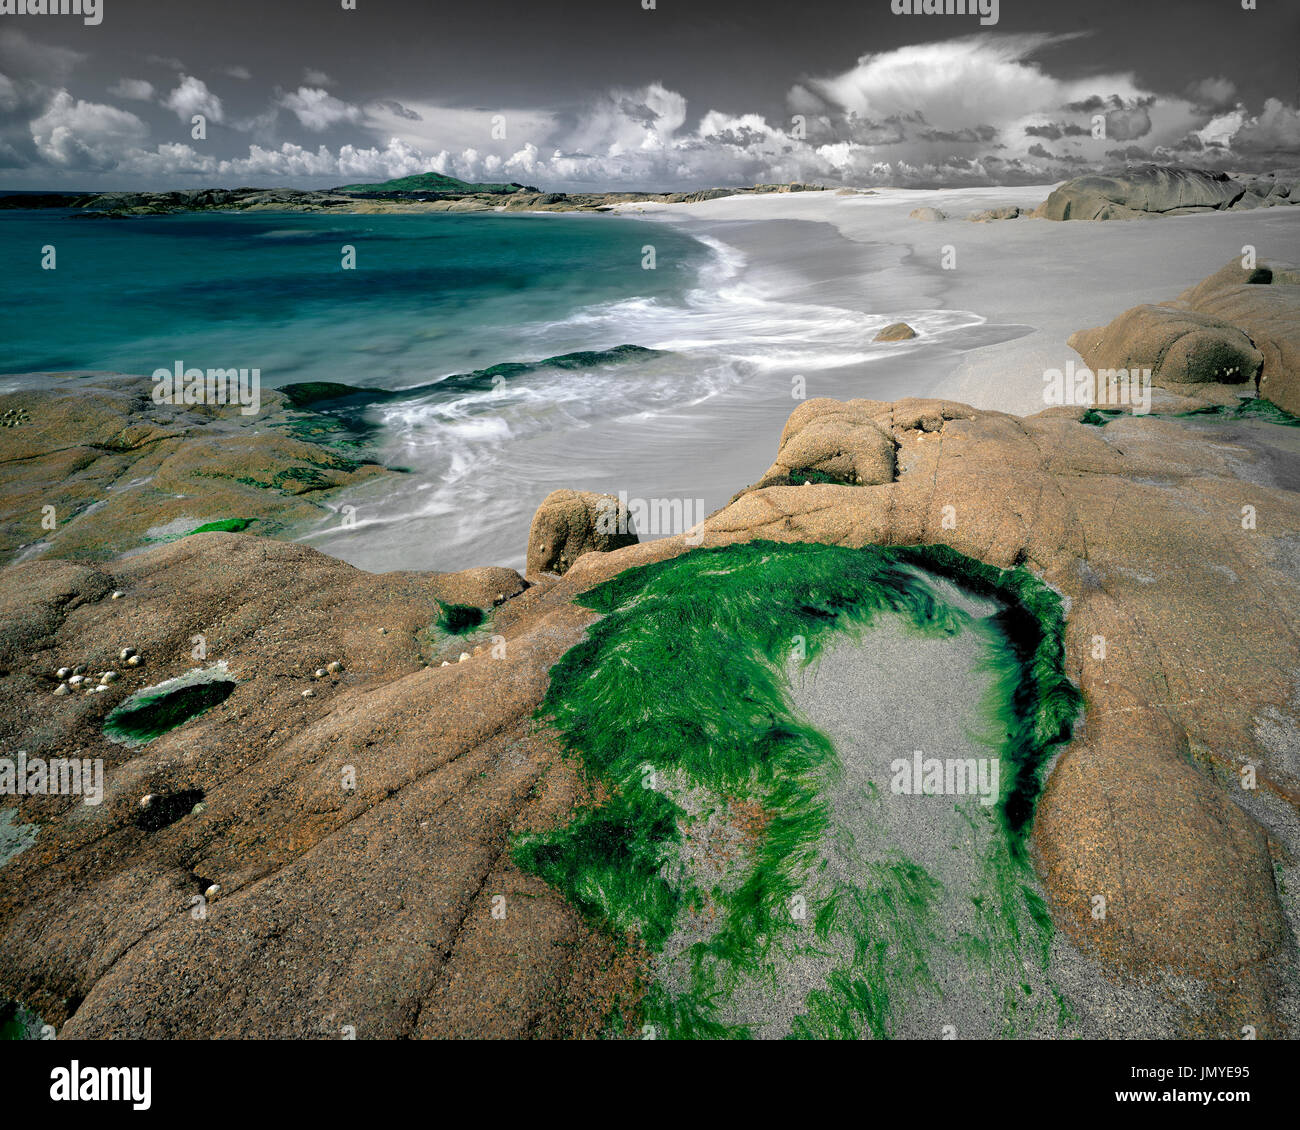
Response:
[525, 489, 638, 576]
[1043, 165, 1244, 219]
[966, 205, 1028, 222]
[874, 321, 918, 342]
[0, 534, 629, 1039]
[2, 393, 1297, 1038]
[1069, 305, 1262, 386]
[0, 378, 388, 567]
[692, 397, 1300, 1038]
[1176, 259, 1300, 416]
[4, 183, 828, 218]
[1239, 172, 1293, 208]
[1041, 164, 1276, 220]
[746, 398, 897, 491]
[1068, 257, 1300, 412]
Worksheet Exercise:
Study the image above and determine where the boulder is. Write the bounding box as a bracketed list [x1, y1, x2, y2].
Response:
[1068, 304, 1262, 386]
[908, 206, 947, 222]
[1242, 175, 1292, 206]
[874, 321, 917, 342]
[748, 399, 896, 490]
[1041, 165, 1246, 221]
[966, 206, 1027, 222]
[1178, 258, 1300, 415]
[526, 489, 638, 576]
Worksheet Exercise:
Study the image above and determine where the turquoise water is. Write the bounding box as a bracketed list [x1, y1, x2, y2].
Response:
[0, 206, 971, 571]
[0, 209, 711, 383]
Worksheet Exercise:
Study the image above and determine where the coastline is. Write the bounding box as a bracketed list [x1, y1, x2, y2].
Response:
[620, 186, 1300, 415]
[3, 180, 1300, 1039]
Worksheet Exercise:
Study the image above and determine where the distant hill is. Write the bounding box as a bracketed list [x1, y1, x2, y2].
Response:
[334, 172, 539, 195]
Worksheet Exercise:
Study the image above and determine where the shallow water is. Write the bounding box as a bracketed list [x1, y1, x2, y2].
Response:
[1, 207, 992, 573]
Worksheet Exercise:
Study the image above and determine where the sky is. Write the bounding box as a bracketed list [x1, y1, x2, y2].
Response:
[1, 0, 1298, 191]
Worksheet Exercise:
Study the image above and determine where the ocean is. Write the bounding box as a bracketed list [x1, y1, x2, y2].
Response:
[1, 206, 981, 572]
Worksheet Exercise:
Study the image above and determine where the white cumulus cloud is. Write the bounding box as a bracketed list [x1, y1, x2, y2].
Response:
[31, 90, 148, 169]
[163, 75, 224, 123]
[279, 87, 361, 132]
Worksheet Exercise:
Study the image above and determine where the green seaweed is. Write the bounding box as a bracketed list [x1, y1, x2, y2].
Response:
[513, 541, 1081, 1038]
[279, 381, 370, 408]
[435, 602, 487, 635]
[189, 518, 254, 535]
[104, 673, 237, 745]
[1083, 397, 1300, 428]
[0, 1001, 43, 1041]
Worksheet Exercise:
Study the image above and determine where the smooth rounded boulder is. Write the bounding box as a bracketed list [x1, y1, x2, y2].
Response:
[526, 489, 638, 576]
[749, 398, 897, 490]
[1068, 304, 1262, 386]
[874, 322, 917, 342]
[1042, 165, 1246, 221]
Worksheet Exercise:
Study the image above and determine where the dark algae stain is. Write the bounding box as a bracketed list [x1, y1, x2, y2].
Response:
[1082, 397, 1300, 427]
[104, 672, 237, 745]
[435, 602, 487, 635]
[512, 540, 1082, 1038]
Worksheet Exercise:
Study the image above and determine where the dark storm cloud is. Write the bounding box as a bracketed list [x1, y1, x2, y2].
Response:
[920, 125, 998, 144]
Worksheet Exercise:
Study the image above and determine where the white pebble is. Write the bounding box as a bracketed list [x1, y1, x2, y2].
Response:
[314, 668, 327, 679]
[126, 655, 142, 667]
[56, 667, 71, 680]
[440, 661, 450, 667]
[53, 684, 70, 696]
[458, 652, 470, 663]
[111, 591, 124, 600]
[101, 671, 118, 683]
[326, 660, 342, 675]
[302, 688, 315, 698]
[68, 675, 85, 686]
[72, 665, 86, 675]
[204, 883, 220, 900]
[95, 684, 109, 693]
[119, 647, 136, 661]
[140, 793, 157, 808]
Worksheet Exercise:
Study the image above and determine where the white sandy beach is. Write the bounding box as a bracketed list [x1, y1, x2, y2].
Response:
[619, 186, 1300, 416]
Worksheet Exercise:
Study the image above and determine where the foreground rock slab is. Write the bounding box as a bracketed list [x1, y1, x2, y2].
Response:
[1, 396, 1298, 1037]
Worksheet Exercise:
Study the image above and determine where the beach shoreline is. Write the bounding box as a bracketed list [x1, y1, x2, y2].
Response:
[618, 186, 1300, 415]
